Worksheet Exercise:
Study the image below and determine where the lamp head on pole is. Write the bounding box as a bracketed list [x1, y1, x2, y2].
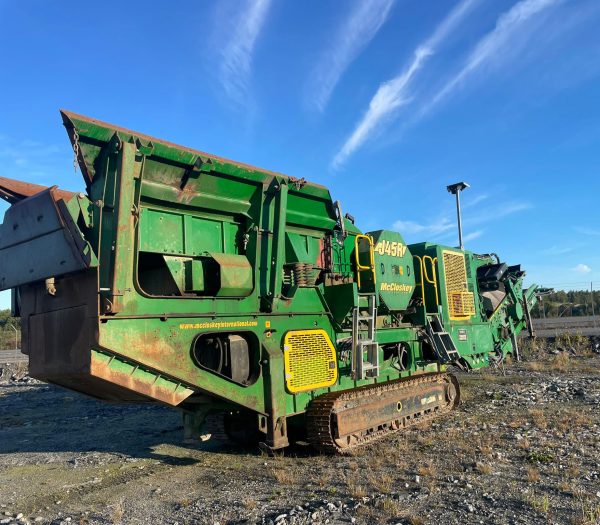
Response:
[447, 181, 470, 250]
[447, 181, 470, 195]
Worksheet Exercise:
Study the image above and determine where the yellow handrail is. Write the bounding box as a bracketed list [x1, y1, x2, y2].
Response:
[413, 255, 426, 308]
[354, 234, 376, 289]
[413, 255, 440, 312]
[422, 256, 440, 306]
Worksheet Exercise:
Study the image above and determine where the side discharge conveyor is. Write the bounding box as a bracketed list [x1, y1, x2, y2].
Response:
[0, 111, 538, 452]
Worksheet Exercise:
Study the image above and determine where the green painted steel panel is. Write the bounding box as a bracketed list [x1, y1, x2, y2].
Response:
[0, 111, 539, 450]
[368, 230, 416, 312]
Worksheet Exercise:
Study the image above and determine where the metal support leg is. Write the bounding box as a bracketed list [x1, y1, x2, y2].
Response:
[182, 406, 211, 443]
[511, 332, 520, 362]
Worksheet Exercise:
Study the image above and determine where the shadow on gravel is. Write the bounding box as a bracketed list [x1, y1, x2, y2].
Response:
[0, 383, 329, 462]
[0, 383, 211, 465]
[0, 384, 318, 465]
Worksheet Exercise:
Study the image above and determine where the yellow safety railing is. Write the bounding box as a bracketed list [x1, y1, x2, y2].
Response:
[354, 234, 376, 289]
[413, 255, 440, 311]
[422, 255, 440, 306]
[413, 255, 425, 306]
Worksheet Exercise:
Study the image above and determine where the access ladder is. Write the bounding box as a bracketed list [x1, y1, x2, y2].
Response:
[426, 314, 461, 364]
[352, 293, 379, 380]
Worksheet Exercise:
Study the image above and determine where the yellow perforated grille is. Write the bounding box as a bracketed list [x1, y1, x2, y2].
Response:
[442, 251, 475, 319]
[284, 330, 338, 394]
[449, 292, 476, 317]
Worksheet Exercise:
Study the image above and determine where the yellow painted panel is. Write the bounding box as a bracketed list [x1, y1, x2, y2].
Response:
[283, 329, 338, 394]
[442, 250, 475, 320]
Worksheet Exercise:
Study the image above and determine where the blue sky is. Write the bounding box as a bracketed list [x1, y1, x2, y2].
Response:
[0, 0, 599, 309]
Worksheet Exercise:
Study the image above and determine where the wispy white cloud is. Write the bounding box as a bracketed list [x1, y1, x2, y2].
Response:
[574, 226, 600, 236]
[392, 216, 454, 236]
[217, 0, 272, 108]
[573, 263, 592, 274]
[0, 136, 69, 190]
[307, 0, 395, 113]
[394, 199, 531, 243]
[463, 193, 489, 208]
[332, 0, 478, 169]
[420, 0, 562, 117]
[542, 245, 574, 256]
[462, 229, 484, 242]
[467, 201, 532, 225]
[0, 140, 60, 168]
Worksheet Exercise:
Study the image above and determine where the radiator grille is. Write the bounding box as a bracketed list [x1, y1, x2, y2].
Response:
[442, 251, 475, 319]
[284, 330, 338, 394]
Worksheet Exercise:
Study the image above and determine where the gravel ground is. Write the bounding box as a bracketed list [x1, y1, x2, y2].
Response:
[1, 340, 599, 525]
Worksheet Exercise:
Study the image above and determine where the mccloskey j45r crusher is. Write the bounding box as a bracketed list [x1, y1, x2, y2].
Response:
[0, 111, 538, 452]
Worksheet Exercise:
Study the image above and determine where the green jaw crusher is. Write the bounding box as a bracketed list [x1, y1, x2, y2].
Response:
[0, 111, 537, 452]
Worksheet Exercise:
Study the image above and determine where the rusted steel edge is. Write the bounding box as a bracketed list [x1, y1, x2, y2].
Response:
[90, 356, 194, 406]
[59, 109, 329, 191]
[0, 176, 76, 205]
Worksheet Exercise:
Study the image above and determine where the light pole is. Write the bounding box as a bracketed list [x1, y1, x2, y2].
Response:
[592, 282, 596, 327]
[447, 181, 470, 250]
[8, 323, 18, 350]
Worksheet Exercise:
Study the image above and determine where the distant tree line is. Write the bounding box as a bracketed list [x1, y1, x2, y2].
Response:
[0, 309, 20, 350]
[531, 289, 599, 318]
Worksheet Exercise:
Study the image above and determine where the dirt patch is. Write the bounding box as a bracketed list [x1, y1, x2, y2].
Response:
[0, 346, 599, 525]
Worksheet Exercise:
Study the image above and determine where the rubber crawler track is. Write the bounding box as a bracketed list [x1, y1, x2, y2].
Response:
[306, 372, 460, 454]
